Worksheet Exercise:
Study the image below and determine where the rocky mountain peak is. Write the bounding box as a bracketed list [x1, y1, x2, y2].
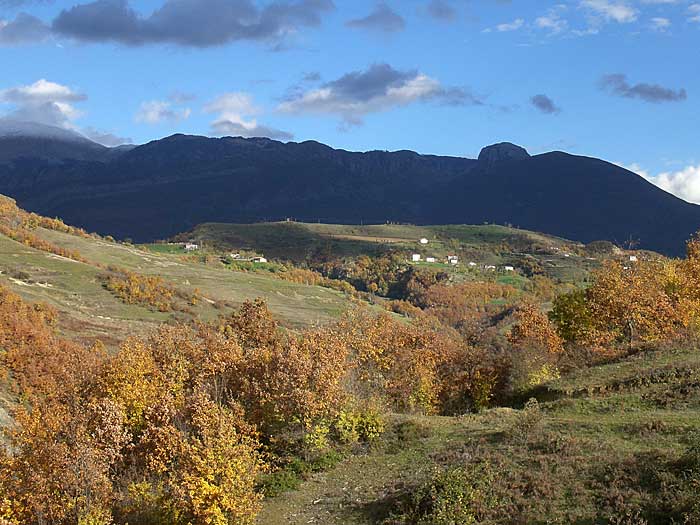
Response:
[478, 142, 530, 168]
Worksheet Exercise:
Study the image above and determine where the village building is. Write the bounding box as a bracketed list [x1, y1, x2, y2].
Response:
[412, 254, 422, 262]
[629, 255, 638, 262]
[419, 238, 429, 244]
[446, 255, 459, 265]
[252, 256, 268, 263]
[504, 266, 515, 272]
[426, 257, 436, 263]
[184, 242, 199, 251]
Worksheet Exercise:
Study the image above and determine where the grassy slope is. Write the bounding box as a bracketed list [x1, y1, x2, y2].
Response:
[0, 227, 356, 346]
[257, 343, 700, 524]
[183, 222, 597, 285]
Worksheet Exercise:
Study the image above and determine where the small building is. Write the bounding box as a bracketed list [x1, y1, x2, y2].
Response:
[504, 266, 515, 272]
[485, 265, 496, 271]
[185, 242, 199, 252]
[447, 255, 459, 265]
[230, 253, 242, 259]
[629, 255, 638, 262]
[252, 256, 268, 263]
[468, 262, 477, 267]
[419, 238, 429, 245]
[412, 254, 422, 262]
[426, 257, 436, 263]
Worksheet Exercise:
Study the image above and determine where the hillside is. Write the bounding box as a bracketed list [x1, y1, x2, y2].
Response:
[0, 195, 356, 344]
[257, 340, 700, 524]
[0, 132, 698, 255]
[177, 221, 599, 284]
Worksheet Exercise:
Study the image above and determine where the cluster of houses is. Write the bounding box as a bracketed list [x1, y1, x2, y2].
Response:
[410, 238, 516, 272]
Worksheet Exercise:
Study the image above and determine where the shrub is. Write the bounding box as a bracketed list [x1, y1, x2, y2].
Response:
[399, 462, 502, 525]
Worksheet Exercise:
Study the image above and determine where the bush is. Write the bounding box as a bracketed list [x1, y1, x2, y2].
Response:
[398, 462, 502, 525]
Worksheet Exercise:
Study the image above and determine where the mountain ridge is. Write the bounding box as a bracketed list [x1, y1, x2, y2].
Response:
[0, 129, 697, 255]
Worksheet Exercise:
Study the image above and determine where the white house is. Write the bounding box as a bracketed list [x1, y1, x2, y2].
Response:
[230, 253, 242, 259]
[185, 243, 199, 252]
[504, 266, 515, 272]
[485, 265, 496, 271]
[447, 255, 459, 265]
[426, 257, 436, 263]
[419, 238, 429, 245]
[629, 255, 638, 262]
[468, 262, 477, 267]
[412, 254, 422, 262]
[252, 256, 268, 263]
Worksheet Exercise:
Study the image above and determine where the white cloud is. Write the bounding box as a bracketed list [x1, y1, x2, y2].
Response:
[535, 7, 569, 34]
[580, 0, 638, 23]
[204, 92, 292, 140]
[653, 165, 700, 204]
[496, 18, 525, 32]
[622, 162, 700, 204]
[689, 4, 700, 22]
[0, 79, 86, 127]
[135, 100, 191, 124]
[650, 17, 671, 31]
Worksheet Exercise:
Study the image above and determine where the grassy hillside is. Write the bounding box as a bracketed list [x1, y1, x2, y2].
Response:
[177, 221, 599, 285]
[0, 201, 360, 346]
[257, 339, 700, 524]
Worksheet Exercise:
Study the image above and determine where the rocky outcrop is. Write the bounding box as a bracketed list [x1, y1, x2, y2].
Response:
[478, 142, 530, 168]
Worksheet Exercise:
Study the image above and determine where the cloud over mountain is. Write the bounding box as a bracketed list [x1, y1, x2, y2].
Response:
[204, 92, 292, 140]
[0, 79, 86, 127]
[279, 63, 478, 125]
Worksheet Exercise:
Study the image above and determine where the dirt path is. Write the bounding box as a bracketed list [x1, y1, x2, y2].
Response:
[257, 415, 482, 525]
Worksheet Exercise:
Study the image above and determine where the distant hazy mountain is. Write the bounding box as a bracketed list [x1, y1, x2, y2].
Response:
[0, 130, 697, 255]
[0, 120, 112, 163]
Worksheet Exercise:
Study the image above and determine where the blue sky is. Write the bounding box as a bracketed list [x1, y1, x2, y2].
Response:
[1, 0, 699, 201]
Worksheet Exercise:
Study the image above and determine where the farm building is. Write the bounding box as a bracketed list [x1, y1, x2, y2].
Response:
[504, 266, 515, 272]
[426, 257, 436, 263]
[447, 255, 458, 265]
[412, 254, 422, 262]
[252, 256, 268, 263]
[185, 242, 199, 251]
[629, 255, 638, 262]
[419, 238, 429, 244]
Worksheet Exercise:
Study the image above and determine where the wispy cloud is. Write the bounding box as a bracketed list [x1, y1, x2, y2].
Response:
[531, 94, 561, 114]
[600, 74, 687, 103]
[580, 0, 638, 24]
[135, 100, 191, 124]
[345, 3, 405, 33]
[204, 92, 293, 140]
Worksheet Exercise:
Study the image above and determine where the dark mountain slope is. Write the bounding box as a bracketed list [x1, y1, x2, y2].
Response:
[434, 151, 700, 255]
[0, 133, 697, 255]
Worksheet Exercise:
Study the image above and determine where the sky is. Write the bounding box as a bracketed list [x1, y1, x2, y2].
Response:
[0, 0, 698, 202]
